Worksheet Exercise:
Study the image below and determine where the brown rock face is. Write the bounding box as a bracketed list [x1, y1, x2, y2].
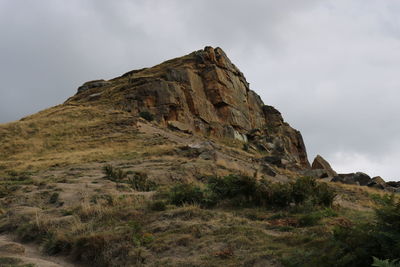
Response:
[311, 155, 337, 177]
[67, 46, 310, 169]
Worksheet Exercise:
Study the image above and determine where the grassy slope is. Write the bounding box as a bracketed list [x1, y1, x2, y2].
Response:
[0, 102, 398, 266]
[0, 103, 151, 173]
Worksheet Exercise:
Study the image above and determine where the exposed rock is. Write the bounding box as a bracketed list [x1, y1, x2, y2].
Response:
[168, 121, 193, 134]
[262, 156, 284, 168]
[332, 172, 372, 186]
[367, 176, 386, 189]
[68, 46, 310, 169]
[176, 142, 216, 160]
[259, 164, 277, 177]
[311, 155, 337, 177]
[302, 169, 329, 179]
[77, 79, 110, 94]
[371, 176, 386, 185]
[386, 181, 400, 188]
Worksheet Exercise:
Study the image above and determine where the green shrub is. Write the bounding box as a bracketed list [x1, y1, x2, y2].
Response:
[139, 111, 154, 122]
[371, 193, 396, 207]
[291, 176, 317, 205]
[291, 177, 336, 207]
[169, 183, 206, 206]
[313, 182, 336, 207]
[267, 182, 293, 208]
[43, 233, 72, 255]
[127, 172, 157, 192]
[207, 174, 258, 204]
[303, 200, 400, 267]
[198, 175, 336, 209]
[166, 175, 335, 210]
[49, 192, 60, 204]
[297, 208, 337, 227]
[102, 165, 127, 182]
[298, 213, 321, 227]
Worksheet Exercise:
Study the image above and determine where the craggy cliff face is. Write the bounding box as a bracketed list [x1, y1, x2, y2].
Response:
[68, 46, 310, 169]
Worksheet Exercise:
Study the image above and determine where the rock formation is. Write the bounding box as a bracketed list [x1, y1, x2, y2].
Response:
[311, 155, 337, 178]
[67, 46, 310, 169]
[332, 172, 372, 186]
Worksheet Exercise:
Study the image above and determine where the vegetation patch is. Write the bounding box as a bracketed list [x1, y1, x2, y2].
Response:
[102, 165, 157, 191]
[167, 175, 336, 209]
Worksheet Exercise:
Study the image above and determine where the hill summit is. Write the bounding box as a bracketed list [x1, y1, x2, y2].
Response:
[68, 46, 309, 169]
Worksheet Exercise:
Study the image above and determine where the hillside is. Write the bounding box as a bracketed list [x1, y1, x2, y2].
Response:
[0, 47, 399, 267]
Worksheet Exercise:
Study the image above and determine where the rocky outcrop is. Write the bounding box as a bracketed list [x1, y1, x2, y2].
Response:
[367, 176, 386, 190]
[332, 172, 372, 186]
[331, 173, 400, 193]
[386, 181, 400, 188]
[67, 46, 310, 169]
[310, 155, 337, 178]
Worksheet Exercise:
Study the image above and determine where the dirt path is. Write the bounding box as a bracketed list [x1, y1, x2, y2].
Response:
[0, 234, 80, 267]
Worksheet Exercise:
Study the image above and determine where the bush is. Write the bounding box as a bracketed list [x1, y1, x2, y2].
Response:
[166, 175, 335, 210]
[207, 174, 258, 204]
[298, 213, 321, 227]
[291, 176, 317, 205]
[128, 172, 157, 192]
[139, 111, 154, 122]
[43, 233, 72, 255]
[169, 183, 206, 206]
[49, 192, 60, 204]
[267, 182, 293, 208]
[102, 165, 127, 182]
[304, 199, 400, 267]
[313, 182, 336, 207]
[291, 176, 336, 207]
[207, 175, 335, 208]
[297, 208, 337, 227]
[371, 193, 395, 206]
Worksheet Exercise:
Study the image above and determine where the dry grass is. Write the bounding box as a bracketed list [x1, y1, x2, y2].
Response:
[0, 104, 178, 174]
[0, 168, 390, 267]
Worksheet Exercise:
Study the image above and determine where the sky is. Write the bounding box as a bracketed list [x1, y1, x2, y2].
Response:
[1, 0, 399, 180]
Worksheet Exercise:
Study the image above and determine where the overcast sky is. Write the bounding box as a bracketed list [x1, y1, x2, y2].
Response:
[1, 0, 399, 180]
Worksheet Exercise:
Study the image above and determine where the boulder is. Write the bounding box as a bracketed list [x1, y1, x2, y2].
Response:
[262, 156, 283, 168]
[168, 121, 193, 134]
[311, 155, 337, 177]
[332, 172, 372, 186]
[367, 176, 386, 189]
[371, 176, 386, 185]
[386, 181, 400, 188]
[259, 164, 276, 177]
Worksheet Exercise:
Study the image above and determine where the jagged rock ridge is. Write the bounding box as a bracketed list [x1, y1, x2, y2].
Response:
[67, 46, 310, 169]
